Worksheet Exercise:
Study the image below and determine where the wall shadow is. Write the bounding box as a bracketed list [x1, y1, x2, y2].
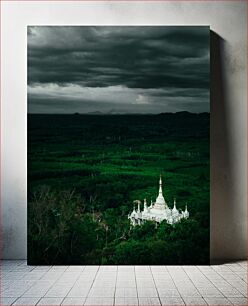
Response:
[210, 31, 241, 264]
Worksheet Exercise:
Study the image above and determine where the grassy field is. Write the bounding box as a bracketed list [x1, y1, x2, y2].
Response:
[28, 113, 210, 265]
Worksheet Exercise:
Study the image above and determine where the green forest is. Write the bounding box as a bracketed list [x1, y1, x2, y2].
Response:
[28, 113, 210, 265]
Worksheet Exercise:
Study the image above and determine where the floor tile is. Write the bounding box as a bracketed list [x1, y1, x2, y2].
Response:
[218, 286, 244, 297]
[67, 285, 91, 297]
[154, 280, 176, 288]
[84, 266, 99, 273]
[0, 297, 18, 306]
[61, 297, 86, 305]
[117, 273, 135, 280]
[228, 297, 248, 305]
[160, 297, 185, 305]
[49, 266, 68, 272]
[85, 297, 114, 305]
[136, 279, 155, 287]
[92, 280, 116, 288]
[88, 287, 115, 298]
[182, 297, 207, 305]
[2, 289, 29, 298]
[22, 282, 53, 297]
[96, 272, 116, 280]
[32, 266, 51, 272]
[116, 280, 136, 287]
[157, 288, 180, 298]
[99, 266, 117, 272]
[12, 297, 40, 305]
[22, 272, 45, 281]
[77, 276, 95, 284]
[118, 266, 134, 272]
[138, 297, 161, 305]
[45, 284, 72, 297]
[115, 297, 138, 305]
[66, 266, 85, 272]
[115, 287, 137, 298]
[177, 288, 201, 297]
[37, 297, 64, 305]
[138, 287, 158, 297]
[197, 287, 224, 297]
[204, 297, 233, 305]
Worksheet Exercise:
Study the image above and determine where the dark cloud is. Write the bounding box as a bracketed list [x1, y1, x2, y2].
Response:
[28, 26, 209, 113]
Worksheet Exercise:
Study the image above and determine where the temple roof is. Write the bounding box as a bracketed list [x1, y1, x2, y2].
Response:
[128, 175, 189, 226]
[154, 175, 167, 207]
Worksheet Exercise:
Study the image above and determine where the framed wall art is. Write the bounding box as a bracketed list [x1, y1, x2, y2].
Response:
[28, 26, 210, 265]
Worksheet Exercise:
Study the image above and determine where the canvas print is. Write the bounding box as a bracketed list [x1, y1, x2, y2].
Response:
[28, 26, 210, 265]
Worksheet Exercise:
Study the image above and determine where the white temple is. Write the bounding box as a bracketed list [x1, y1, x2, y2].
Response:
[128, 175, 189, 226]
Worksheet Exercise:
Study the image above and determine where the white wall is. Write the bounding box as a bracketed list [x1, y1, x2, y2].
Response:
[1, 1, 246, 261]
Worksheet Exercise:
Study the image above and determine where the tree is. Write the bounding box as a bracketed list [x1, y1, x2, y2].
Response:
[28, 186, 99, 264]
[113, 240, 151, 264]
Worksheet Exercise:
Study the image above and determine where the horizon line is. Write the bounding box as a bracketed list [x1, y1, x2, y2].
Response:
[28, 111, 210, 115]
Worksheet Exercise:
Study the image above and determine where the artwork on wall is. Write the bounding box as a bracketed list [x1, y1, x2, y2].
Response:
[28, 26, 210, 265]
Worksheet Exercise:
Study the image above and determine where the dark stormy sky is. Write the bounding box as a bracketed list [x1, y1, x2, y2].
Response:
[28, 26, 209, 114]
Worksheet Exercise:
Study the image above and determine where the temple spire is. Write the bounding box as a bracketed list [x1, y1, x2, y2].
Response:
[173, 198, 176, 209]
[159, 174, 163, 195]
[144, 198, 148, 213]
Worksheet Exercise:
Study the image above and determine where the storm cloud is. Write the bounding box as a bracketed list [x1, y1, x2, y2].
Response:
[28, 26, 209, 114]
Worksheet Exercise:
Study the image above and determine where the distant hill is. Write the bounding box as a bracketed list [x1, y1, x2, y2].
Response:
[86, 111, 104, 115]
[157, 111, 209, 118]
[29, 111, 210, 116]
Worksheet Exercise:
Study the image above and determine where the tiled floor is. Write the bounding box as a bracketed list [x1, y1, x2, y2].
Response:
[1, 260, 247, 306]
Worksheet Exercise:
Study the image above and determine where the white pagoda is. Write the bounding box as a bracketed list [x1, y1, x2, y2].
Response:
[128, 175, 189, 226]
